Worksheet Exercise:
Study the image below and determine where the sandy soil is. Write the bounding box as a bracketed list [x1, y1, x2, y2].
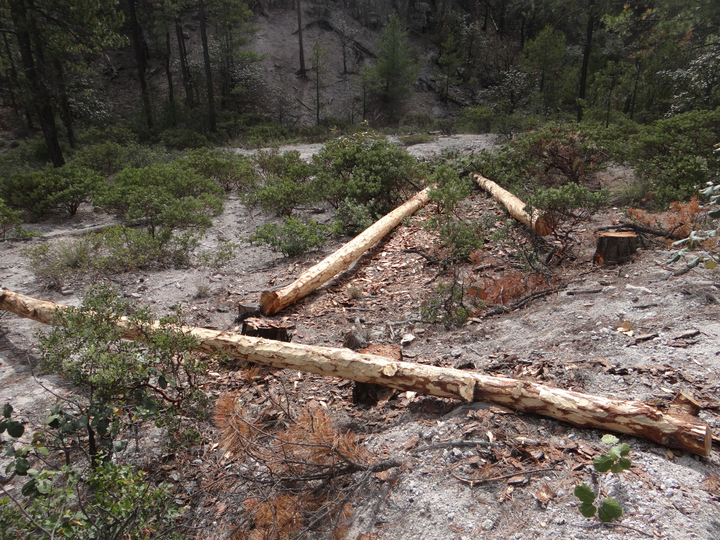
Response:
[2, 135, 720, 540]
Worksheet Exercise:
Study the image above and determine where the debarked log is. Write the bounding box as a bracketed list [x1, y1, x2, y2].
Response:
[0, 288, 711, 457]
[260, 187, 431, 316]
[473, 174, 553, 236]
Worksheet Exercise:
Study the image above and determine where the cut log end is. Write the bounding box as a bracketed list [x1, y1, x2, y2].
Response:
[594, 232, 638, 265]
[259, 291, 281, 316]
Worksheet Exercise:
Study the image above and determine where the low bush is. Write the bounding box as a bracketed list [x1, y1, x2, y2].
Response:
[252, 150, 316, 215]
[0, 198, 22, 241]
[334, 198, 374, 236]
[249, 216, 330, 257]
[311, 131, 423, 216]
[99, 162, 224, 238]
[180, 147, 259, 193]
[160, 128, 212, 150]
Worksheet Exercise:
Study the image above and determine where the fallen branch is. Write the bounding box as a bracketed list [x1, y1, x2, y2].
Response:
[0, 288, 711, 456]
[260, 187, 431, 315]
[473, 174, 553, 236]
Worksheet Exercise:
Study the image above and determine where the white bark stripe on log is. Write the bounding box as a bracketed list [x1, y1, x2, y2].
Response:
[473, 173, 553, 236]
[0, 288, 711, 456]
[260, 187, 432, 316]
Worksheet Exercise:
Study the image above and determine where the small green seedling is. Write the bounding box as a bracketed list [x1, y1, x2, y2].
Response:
[574, 434, 632, 523]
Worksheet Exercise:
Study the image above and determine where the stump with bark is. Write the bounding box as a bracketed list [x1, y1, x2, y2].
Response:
[595, 232, 639, 264]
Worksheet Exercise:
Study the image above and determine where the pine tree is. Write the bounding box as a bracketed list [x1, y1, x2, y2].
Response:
[372, 12, 418, 122]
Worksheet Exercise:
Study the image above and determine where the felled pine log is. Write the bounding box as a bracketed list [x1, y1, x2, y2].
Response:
[473, 173, 554, 236]
[259, 187, 431, 316]
[594, 231, 639, 265]
[0, 288, 711, 457]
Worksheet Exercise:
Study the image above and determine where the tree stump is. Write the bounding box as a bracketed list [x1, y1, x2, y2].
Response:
[241, 317, 292, 342]
[594, 232, 638, 264]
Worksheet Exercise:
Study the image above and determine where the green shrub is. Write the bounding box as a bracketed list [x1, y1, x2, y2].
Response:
[0, 198, 22, 241]
[249, 216, 329, 257]
[334, 198, 374, 236]
[311, 131, 423, 215]
[75, 123, 139, 145]
[99, 162, 224, 237]
[253, 150, 316, 215]
[160, 127, 212, 150]
[69, 141, 126, 175]
[180, 147, 259, 192]
[245, 123, 289, 147]
[525, 183, 608, 221]
[626, 109, 720, 207]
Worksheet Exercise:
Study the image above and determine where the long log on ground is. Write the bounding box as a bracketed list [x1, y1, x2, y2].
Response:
[473, 174, 553, 236]
[0, 288, 711, 456]
[260, 187, 431, 316]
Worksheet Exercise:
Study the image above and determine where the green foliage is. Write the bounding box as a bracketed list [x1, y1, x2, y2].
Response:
[574, 434, 632, 523]
[76, 124, 139, 146]
[25, 226, 201, 288]
[253, 150, 316, 215]
[160, 128, 212, 150]
[420, 276, 481, 326]
[69, 142, 126, 175]
[99, 162, 224, 238]
[626, 108, 720, 207]
[0, 199, 22, 241]
[368, 12, 419, 120]
[0, 164, 104, 219]
[180, 147, 259, 193]
[334, 198, 373, 236]
[526, 183, 608, 221]
[311, 131, 422, 216]
[249, 217, 330, 257]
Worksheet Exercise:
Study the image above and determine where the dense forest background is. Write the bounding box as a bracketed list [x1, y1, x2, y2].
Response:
[1, 0, 719, 161]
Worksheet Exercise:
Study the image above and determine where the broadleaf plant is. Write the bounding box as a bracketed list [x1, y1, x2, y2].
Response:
[574, 434, 632, 523]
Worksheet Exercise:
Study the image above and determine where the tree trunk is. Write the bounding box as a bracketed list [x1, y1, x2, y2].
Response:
[10, 0, 65, 167]
[577, 0, 595, 123]
[175, 19, 194, 107]
[198, 0, 216, 132]
[53, 58, 76, 149]
[473, 174, 553, 235]
[296, 0, 306, 77]
[0, 288, 711, 457]
[260, 187, 432, 316]
[165, 30, 176, 126]
[594, 232, 638, 265]
[2, 32, 20, 117]
[127, 0, 153, 130]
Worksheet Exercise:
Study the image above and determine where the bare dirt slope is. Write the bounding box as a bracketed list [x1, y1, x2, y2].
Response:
[2, 135, 720, 540]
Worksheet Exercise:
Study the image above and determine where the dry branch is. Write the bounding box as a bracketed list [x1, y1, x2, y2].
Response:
[0, 288, 711, 456]
[260, 187, 431, 316]
[473, 174, 553, 236]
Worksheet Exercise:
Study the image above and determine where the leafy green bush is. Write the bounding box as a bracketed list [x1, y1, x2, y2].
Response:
[1, 164, 104, 219]
[0, 198, 22, 241]
[160, 127, 212, 150]
[99, 162, 224, 238]
[626, 108, 720, 207]
[253, 150, 316, 215]
[180, 147, 259, 193]
[334, 198, 373, 236]
[76, 124, 139, 145]
[69, 141, 126, 175]
[245, 123, 289, 147]
[249, 216, 330, 257]
[311, 131, 423, 216]
[525, 183, 608, 221]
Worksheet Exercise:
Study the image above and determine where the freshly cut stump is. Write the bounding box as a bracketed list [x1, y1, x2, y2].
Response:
[595, 231, 638, 264]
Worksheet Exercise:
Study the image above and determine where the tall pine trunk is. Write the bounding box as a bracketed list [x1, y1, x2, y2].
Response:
[128, 0, 153, 130]
[198, 0, 216, 132]
[165, 31, 176, 126]
[175, 19, 194, 107]
[577, 0, 595, 123]
[296, 0, 306, 76]
[53, 58, 76, 149]
[10, 0, 64, 167]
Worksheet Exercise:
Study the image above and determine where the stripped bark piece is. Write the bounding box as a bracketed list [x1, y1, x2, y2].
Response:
[0, 288, 711, 456]
[260, 187, 431, 315]
[473, 174, 553, 236]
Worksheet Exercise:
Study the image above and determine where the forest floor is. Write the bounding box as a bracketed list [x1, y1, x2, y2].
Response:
[2, 134, 720, 540]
